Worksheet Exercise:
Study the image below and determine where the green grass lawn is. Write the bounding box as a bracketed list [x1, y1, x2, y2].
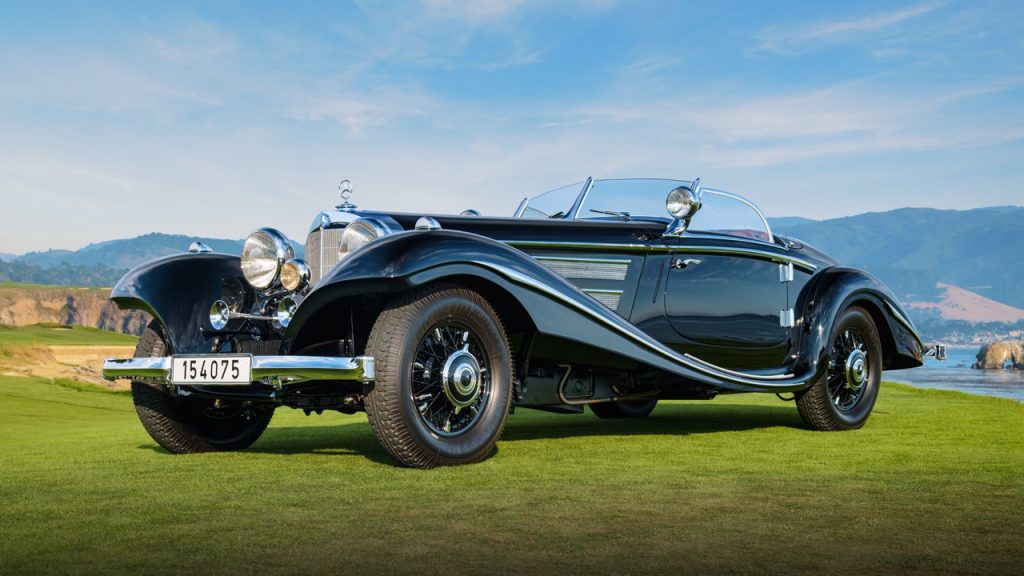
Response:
[0, 376, 1020, 576]
[0, 323, 137, 347]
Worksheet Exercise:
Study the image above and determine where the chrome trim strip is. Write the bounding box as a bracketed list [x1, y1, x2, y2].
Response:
[535, 256, 632, 265]
[683, 353, 792, 380]
[505, 240, 817, 271]
[507, 240, 660, 252]
[102, 355, 375, 385]
[582, 288, 624, 295]
[680, 245, 816, 272]
[471, 261, 806, 389]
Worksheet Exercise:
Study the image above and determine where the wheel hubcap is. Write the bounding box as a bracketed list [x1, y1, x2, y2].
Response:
[845, 349, 867, 392]
[411, 321, 490, 436]
[442, 350, 482, 413]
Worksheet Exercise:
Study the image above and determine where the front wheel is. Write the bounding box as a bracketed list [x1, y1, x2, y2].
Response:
[796, 306, 882, 431]
[364, 285, 513, 468]
[131, 323, 274, 453]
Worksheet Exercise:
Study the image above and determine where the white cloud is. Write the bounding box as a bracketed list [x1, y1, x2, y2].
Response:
[752, 1, 949, 55]
[418, 0, 534, 24]
[2, 1, 1021, 253]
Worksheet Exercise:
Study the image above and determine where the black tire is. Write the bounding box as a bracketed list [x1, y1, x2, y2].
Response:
[796, 306, 882, 431]
[364, 285, 513, 468]
[131, 323, 274, 453]
[590, 399, 658, 419]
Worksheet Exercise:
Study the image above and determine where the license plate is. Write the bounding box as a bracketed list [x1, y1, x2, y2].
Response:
[171, 355, 252, 385]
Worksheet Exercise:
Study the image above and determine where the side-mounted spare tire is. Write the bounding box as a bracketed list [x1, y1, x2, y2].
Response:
[131, 323, 274, 453]
[364, 285, 513, 468]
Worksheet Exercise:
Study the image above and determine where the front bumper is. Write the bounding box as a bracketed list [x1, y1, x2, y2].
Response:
[102, 355, 375, 386]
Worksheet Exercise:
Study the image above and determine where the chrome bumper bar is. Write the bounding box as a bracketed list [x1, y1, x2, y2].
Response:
[102, 355, 375, 386]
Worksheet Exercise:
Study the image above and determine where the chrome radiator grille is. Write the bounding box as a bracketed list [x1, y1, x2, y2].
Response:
[305, 227, 346, 284]
[536, 257, 630, 280]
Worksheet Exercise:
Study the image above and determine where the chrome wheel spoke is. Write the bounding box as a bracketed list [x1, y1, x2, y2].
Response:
[829, 327, 869, 411]
[411, 319, 490, 437]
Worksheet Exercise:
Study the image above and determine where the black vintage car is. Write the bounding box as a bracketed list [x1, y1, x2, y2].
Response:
[104, 178, 923, 467]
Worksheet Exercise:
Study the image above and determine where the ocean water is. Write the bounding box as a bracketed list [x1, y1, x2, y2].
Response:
[884, 346, 1024, 402]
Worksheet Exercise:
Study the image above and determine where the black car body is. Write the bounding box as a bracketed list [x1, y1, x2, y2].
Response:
[104, 178, 923, 467]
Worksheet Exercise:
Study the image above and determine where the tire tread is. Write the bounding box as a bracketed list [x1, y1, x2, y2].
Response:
[364, 285, 512, 468]
[131, 323, 272, 453]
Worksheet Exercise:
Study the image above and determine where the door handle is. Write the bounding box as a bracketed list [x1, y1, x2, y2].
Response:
[672, 258, 701, 270]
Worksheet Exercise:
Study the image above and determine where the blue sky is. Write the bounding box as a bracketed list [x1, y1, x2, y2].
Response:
[1, 0, 1022, 252]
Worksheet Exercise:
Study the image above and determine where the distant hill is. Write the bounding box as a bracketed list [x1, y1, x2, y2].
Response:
[908, 283, 1024, 323]
[17, 233, 250, 270]
[5, 233, 304, 287]
[3, 206, 1022, 323]
[0, 260, 127, 287]
[768, 216, 818, 228]
[772, 206, 1024, 310]
[2, 233, 306, 287]
[0, 253, 15, 263]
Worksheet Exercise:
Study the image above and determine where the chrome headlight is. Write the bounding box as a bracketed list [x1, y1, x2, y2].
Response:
[280, 258, 311, 292]
[276, 296, 298, 328]
[209, 300, 230, 330]
[241, 228, 294, 290]
[338, 218, 390, 260]
[666, 186, 701, 220]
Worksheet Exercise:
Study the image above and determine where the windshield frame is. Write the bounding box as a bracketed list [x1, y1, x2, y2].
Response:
[514, 178, 775, 245]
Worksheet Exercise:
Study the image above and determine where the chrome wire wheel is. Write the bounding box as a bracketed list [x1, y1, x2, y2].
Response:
[364, 285, 513, 467]
[827, 328, 869, 411]
[412, 320, 491, 437]
[796, 306, 882, 431]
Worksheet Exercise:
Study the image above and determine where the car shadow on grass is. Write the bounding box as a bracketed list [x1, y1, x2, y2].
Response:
[135, 425, 395, 464]
[502, 402, 804, 442]
[152, 401, 804, 462]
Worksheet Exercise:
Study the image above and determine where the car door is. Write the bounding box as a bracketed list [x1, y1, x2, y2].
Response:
[661, 191, 792, 370]
[664, 246, 789, 370]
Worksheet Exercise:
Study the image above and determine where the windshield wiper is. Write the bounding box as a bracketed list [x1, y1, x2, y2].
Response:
[548, 211, 565, 219]
[589, 209, 632, 221]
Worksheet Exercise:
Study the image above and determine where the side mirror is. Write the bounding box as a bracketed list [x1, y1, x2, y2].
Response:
[665, 178, 703, 236]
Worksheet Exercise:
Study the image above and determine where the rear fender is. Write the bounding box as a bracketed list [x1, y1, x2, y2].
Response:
[794, 267, 924, 377]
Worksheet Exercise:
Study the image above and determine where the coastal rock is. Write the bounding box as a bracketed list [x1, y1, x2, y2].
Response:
[0, 286, 148, 335]
[973, 341, 1024, 369]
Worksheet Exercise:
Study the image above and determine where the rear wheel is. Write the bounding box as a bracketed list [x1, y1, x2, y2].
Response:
[364, 285, 513, 468]
[590, 399, 658, 419]
[796, 306, 882, 431]
[131, 323, 274, 453]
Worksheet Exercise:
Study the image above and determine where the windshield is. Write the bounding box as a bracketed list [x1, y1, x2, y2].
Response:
[516, 178, 688, 222]
[515, 182, 583, 219]
[514, 178, 773, 243]
[691, 189, 773, 243]
[577, 179, 684, 222]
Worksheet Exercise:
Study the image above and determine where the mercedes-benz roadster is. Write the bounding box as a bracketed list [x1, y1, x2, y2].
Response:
[103, 178, 923, 467]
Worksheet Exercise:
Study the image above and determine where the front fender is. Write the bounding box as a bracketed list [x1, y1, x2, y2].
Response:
[110, 253, 254, 354]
